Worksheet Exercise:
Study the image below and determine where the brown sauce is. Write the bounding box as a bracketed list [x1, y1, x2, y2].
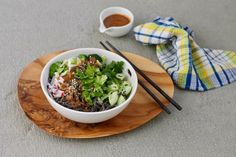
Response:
[103, 14, 130, 28]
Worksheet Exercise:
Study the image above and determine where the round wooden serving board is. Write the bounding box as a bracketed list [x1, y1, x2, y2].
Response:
[17, 50, 174, 138]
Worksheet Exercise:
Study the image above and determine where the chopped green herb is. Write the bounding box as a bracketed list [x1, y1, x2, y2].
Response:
[49, 61, 62, 78]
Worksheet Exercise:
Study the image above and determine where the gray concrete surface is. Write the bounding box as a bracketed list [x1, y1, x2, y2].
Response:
[0, 0, 236, 157]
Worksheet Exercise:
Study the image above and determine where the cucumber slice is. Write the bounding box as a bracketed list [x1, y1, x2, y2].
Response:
[122, 81, 130, 87]
[109, 83, 119, 91]
[122, 86, 132, 96]
[109, 91, 118, 106]
[117, 95, 126, 105]
[116, 73, 125, 80]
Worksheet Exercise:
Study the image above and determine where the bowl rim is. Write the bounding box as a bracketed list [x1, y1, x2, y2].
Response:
[40, 48, 138, 115]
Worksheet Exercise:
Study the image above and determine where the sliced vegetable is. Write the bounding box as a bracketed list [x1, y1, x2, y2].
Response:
[116, 73, 125, 80]
[117, 95, 126, 105]
[109, 83, 119, 91]
[122, 81, 130, 87]
[122, 86, 132, 96]
[109, 91, 119, 106]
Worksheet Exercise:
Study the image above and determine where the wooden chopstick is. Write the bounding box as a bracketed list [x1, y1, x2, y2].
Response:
[104, 41, 182, 111]
[100, 41, 171, 114]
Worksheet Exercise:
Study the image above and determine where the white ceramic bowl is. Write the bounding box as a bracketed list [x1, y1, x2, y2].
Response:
[99, 7, 134, 37]
[40, 48, 138, 123]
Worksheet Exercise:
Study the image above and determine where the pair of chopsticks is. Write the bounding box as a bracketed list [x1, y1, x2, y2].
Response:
[100, 41, 182, 114]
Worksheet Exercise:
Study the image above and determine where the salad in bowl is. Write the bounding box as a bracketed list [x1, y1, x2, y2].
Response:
[40, 48, 137, 123]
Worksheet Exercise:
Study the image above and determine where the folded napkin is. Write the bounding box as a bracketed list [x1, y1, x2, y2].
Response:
[134, 17, 236, 91]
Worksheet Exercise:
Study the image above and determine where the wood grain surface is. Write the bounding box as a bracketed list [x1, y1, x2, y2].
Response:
[17, 50, 174, 138]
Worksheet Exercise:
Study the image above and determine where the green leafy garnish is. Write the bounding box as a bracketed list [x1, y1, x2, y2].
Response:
[49, 61, 68, 78]
[49, 61, 62, 78]
[95, 75, 108, 85]
[85, 64, 96, 77]
[101, 61, 124, 79]
[74, 60, 126, 106]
